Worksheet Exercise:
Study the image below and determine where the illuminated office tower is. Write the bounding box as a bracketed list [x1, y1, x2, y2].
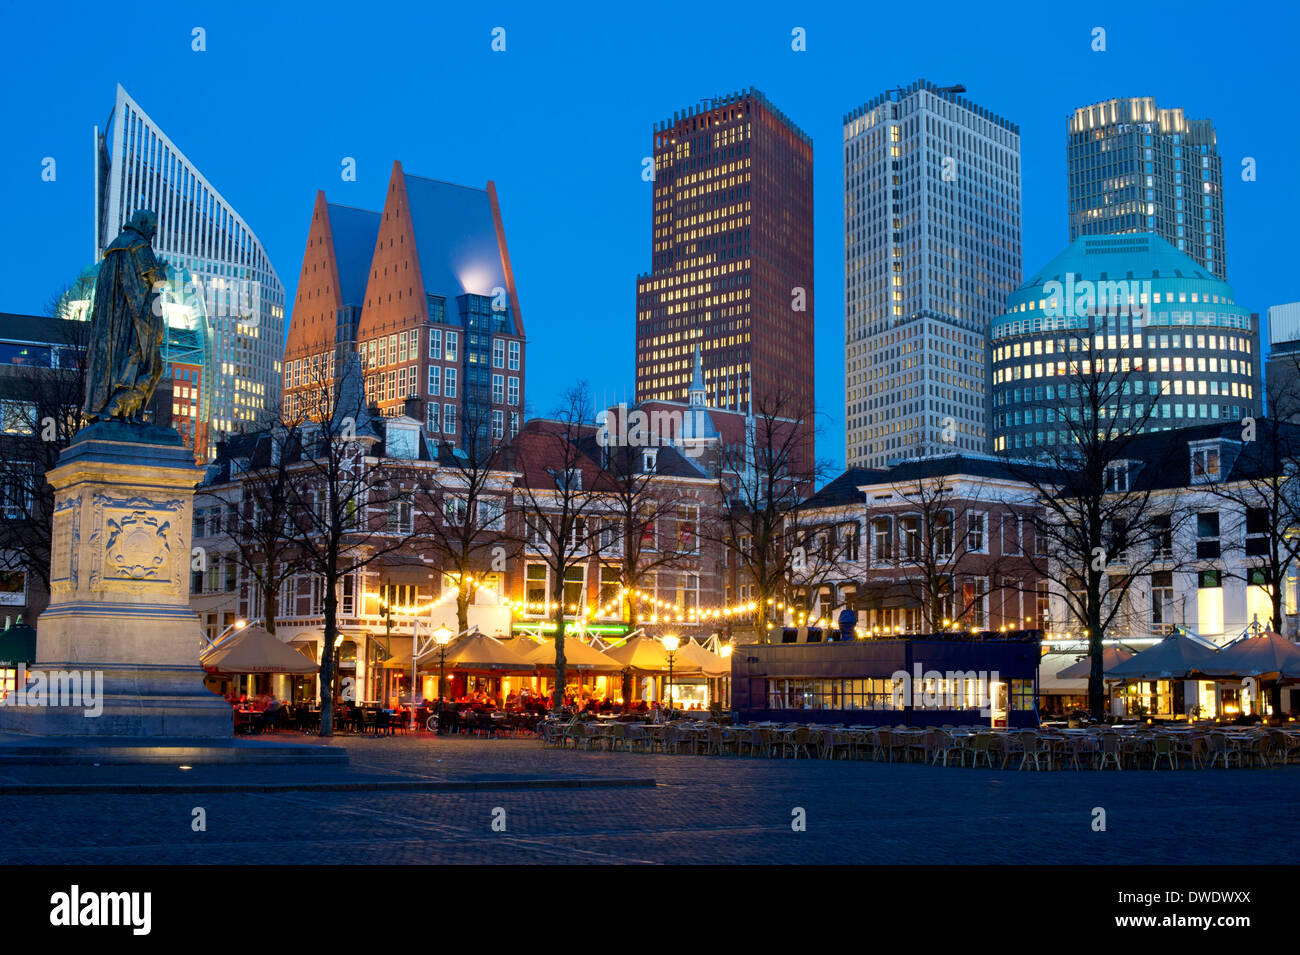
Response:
[634, 89, 814, 431]
[95, 84, 285, 453]
[1068, 97, 1226, 279]
[843, 79, 1022, 467]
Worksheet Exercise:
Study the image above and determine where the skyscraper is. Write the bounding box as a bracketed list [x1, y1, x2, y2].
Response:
[95, 84, 285, 452]
[282, 161, 526, 451]
[1068, 97, 1226, 279]
[634, 89, 814, 430]
[990, 233, 1260, 455]
[843, 79, 1022, 468]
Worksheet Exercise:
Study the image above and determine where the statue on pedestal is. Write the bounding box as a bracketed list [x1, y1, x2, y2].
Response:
[84, 209, 167, 421]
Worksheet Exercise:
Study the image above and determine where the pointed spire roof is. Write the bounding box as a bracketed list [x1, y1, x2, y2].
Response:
[689, 345, 707, 405]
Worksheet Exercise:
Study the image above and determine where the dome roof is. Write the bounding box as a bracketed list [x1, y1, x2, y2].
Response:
[1022, 233, 1223, 291]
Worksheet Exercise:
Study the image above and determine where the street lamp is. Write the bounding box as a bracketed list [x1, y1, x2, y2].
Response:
[433, 625, 454, 735]
[661, 634, 680, 718]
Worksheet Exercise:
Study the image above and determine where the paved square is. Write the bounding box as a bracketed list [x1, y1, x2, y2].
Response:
[0, 736, 1295, 864]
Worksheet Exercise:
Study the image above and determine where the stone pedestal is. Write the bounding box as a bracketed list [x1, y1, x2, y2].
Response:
[0, 421, 232, 737]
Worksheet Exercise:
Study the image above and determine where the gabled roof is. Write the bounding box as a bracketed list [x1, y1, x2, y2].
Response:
[801, 467, 881, 509]
[325, 203, 381, 307]
[403, 173, 513, 313]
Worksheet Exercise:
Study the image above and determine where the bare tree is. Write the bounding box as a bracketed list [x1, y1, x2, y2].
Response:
[883, 471, 1024, 633]
[512, 384, 613, 713]
[599, 443, 697, 629]
[0, 314, 90, 596]
[421, 400, 519, 635]
[700, 389, 823, 638]
[199, 408, 306, 637]
[286, 357, 435, 736]
[1002, 329, 1184, 719]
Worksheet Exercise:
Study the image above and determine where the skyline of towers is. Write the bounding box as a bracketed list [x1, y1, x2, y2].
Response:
[1068, 96, 1227, 280]
[843, 79, 1023, 468]
[634, 88, 815, 433]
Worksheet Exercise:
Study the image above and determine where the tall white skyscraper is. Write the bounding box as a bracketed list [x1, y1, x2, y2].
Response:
[843, 79, 1022, 468]
[95, 84, 285, 451]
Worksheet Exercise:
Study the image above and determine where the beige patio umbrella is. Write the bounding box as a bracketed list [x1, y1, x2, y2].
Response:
[1199, 632, 1300, 680]
[673, 639, 730, 678]
[604, 634, 701, 672]
[441, 633, 535, 672]
[202, 627, 320, 675]
[520, 639, 622, 671]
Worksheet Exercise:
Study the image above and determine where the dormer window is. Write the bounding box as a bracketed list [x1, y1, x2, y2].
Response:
[1106, 462, 1132, 493]
[385, 420, 419, 460]
[643, 448, 658, 473]
[1191, 445, 1221, 483]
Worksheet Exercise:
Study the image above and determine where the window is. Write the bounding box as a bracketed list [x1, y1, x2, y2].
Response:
[445, 332, 459, 362]
[428, 365, 441, 396]
[508, 340, 520, 370]
[563, 566, 585, 612]
[429, 327, 442, 359]
[1196, 511, 1220, 559]
[0, 464, 32, 519]
[492, 338, 505, 368]
[1151, 571, 1175, 634]
[843, 523, 860, 562]
[1001, 513, 1021, 555]
[509, 411, 519, 438]
[1106, 463, 1129, 493]
[598, 565, 621, 617]
[444, 495, 468, 527]
[676, 505, 698, 553]
[1152, 514, 1172, 559]
[491, 410, 504, 441]
[1192, 446, 1220, 482]
[1197, 569, 1224, 635]
[443, 404, 457, 435]
[899, 516, 920, 561]
[477, 497, 505, 531]
[935, 510, 954, 558]
[492, 374, 504, 404]
[388, 497, 413, 534]
[525, 564, 548, 612]
[426, 403, 440, 433]
[0, 570, 26, 606]
[1035, 580, 1051, 628]
[1010, 680, 1035, 712]
[967, 512, 986, 553]
[427, 295, 446, 324]
[443, 367, 457, 398]
[0, 399, 36, 435]
[507, 376, 519, 405]
[1245, 507, 1269, 557]
[871, 517, 893, 563]
[341, 574, 356, 616]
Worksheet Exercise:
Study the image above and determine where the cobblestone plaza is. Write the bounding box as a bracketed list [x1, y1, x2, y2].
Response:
[1, 737, 1295, 865]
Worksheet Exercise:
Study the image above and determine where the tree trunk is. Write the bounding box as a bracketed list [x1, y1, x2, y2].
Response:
[1087, 599, 1105, 722]
[551, 596, 568, 715]
[263, 582, 277, 637]
[457, 581, 471, 636]
[319, 581, 338, 738]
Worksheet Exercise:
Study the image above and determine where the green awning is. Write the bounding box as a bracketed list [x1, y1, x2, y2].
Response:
[0, 623, 37, 665]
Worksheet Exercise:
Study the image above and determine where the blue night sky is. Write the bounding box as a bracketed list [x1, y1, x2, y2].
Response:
[1, 0, 1296, 474]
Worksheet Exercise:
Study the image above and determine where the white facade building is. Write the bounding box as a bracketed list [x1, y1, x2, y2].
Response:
[95, 84, 285, 448]
[843, 79, 1022, 468]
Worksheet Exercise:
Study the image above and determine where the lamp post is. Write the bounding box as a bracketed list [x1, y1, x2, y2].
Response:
[719, 642, 733, 709]
[433, 625, 453, 735]
[661, 634, 679, 719]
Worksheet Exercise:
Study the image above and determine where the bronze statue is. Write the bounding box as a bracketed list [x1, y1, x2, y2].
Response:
[84, 210, 167, 421]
